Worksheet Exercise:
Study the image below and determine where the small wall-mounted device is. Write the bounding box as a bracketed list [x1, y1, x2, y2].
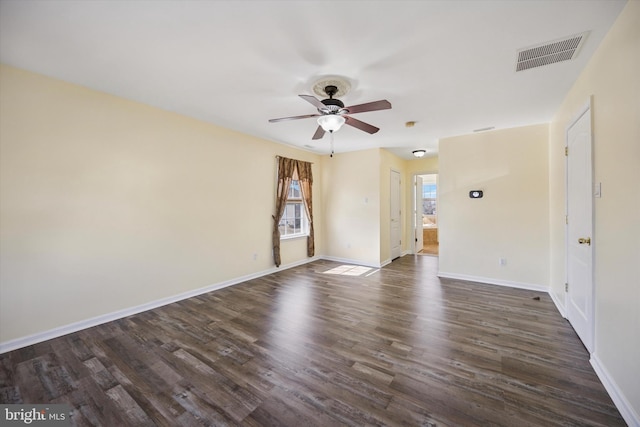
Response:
[469, 190, 483, 199]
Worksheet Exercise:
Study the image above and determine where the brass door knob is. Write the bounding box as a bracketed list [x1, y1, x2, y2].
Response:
[578, 237, 591, 245]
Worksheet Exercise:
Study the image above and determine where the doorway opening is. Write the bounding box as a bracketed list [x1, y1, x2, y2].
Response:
[414, 173, 438, 256]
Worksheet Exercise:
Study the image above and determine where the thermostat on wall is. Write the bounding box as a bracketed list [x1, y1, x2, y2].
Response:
[469, 190, 483, 199]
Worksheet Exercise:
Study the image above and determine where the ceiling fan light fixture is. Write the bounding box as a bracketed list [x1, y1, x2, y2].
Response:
[412, 149, 427, 158]
[317, 115, 346, 132]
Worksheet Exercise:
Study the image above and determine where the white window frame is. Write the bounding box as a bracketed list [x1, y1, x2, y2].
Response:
[422, 182, 437, 216]
[279, 180, 309, 240]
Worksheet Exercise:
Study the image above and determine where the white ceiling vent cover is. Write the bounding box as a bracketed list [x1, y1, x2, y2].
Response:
[516, 32, 589, 72]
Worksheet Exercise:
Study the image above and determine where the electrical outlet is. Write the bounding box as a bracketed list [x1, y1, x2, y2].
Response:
[499, 258, 507, 266]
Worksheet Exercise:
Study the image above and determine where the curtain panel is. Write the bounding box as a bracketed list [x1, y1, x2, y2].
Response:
[272, 156, 314, 267]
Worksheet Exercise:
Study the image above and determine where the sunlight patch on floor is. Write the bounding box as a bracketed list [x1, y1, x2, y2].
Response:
[323, 265, 373, 276]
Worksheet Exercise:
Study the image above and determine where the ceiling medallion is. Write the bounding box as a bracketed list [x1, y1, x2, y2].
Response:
[312, 76, 351, 98]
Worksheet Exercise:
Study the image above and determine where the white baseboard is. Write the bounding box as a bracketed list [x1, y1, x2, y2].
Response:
[548, 288, 567, 318]
[4, 258, 637, 427]
[436, 271, 638, 426]
[591, 354, 640, 427]
[437, 271, 549, 293]
[380, 258, 392, 268]
[0, 256, 320, 354]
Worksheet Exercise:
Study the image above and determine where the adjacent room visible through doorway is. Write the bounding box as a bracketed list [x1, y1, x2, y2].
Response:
[416, 173, 438, 256]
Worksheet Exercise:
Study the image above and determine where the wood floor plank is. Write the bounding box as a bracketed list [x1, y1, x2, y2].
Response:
[0, 255, 625, 426]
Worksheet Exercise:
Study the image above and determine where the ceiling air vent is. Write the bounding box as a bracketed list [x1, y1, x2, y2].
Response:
[516, 32, 589, 72]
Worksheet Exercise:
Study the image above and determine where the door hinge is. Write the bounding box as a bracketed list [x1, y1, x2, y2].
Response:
[565, 146, 568, 156]
[565, 215, 568, 225]
[565, 282, 569, 292]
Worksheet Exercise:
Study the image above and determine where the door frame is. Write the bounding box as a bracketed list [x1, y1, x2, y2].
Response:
[412, 171, 438, 255]
[565, 98, 595, 353]
[414, 175, 424, 254]
[390, 169, 402, 260]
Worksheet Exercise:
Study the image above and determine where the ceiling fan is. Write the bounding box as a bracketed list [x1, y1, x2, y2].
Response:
[268, 85, 391, 140]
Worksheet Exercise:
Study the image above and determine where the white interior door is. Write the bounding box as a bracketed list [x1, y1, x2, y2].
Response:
[414, 175, 424, 253]
[390, 170, 402, 260]
[566, 103, 594, 353]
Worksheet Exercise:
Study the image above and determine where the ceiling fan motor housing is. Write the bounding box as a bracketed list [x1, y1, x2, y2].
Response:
[320, 98, 345, 113]
[320, 85, 345, 113]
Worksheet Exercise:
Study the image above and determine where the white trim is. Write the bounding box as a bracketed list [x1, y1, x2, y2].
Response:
[564, 97, 595, 353]
[390, 168, 403, 261]
[380, 258, 392, 268]
[1, 254, 403, 353]
[591, 354, 640, 427]
[437, 271, 548, 293]
[437, 270, 639, 426]
[566, 99, 592, 133]
[438, 271, 568, 315]
[279, 233, 309, 241]
[549, 288, 567, 318]
[0, 256, 319, 354]
[412, 171, 439, 255]
[4, 255, 636, 427]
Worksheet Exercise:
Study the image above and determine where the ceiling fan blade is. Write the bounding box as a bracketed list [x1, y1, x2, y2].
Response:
[345, 116, 380, 134]
[299, 94, 327, 110]
[312, 125, 326, 140]
[344, 100, 391, 115]
[268, 113, 320, 123]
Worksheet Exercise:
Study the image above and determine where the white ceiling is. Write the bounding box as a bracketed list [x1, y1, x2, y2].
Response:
[0, 0, 627, 159]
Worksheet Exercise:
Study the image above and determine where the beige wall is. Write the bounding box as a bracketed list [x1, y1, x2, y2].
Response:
[322, 149, 439, 266]
[549, 0, 640, 420]
[2, 4, 638, 416]
[405, 156, 438, 177]
[322, 148, 436, 266]
[438, 124, 550, 289]
[321, 148, 381, 266]
[0, 65, 322, 343]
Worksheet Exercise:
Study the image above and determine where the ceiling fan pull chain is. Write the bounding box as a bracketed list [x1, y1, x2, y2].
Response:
[330, 132, 334, 157]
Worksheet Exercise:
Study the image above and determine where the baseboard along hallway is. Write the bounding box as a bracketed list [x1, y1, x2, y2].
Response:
[0, 256, 624, 426]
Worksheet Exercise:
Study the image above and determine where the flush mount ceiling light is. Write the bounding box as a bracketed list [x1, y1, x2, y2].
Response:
[412, 149, 427, 158]
[317, 114, 346, 132]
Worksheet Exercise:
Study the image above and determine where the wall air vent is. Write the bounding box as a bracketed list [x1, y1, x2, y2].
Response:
[516, 32, 589, 72]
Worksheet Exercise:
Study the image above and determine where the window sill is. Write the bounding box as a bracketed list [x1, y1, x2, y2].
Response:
[280, 234, 309, 241]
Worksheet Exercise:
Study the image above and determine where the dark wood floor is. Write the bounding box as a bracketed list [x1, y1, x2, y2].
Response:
[0, 256, 624, 426]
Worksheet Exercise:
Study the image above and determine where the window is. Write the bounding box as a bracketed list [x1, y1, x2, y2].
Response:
[278, 180, 308, 238]
[422, 183, 437, 215]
